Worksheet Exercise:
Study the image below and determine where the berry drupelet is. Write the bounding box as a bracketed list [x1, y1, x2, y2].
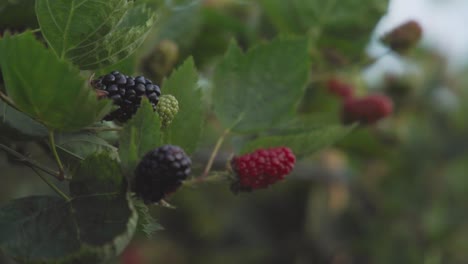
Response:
[134, 145, 191, 204]
[230, 147, 296, 192]
[91, 71, 161, 123]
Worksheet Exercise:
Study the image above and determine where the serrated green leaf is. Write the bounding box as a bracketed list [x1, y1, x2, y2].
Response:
[70, 153, 125, 197]
[119, 98, 161, 176]
[0, 100, 48, 140]
[36, 0, 156, 70]
[0, 32, 113, 131]
[56, 132, 118, 160]
[162, 57, 202, 154]
[241, 125, 356, 158]
[213, 38, 310, 133]
[133, 198, 163, 239]
[0, 194, 138, 263]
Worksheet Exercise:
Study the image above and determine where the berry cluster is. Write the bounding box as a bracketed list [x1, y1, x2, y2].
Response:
[134, 145, 191, 203]
[342, 95, 393, 125]
[156, 94, 179, 128]
[91, 71, 161, 122]
[231, 147, 296, 192]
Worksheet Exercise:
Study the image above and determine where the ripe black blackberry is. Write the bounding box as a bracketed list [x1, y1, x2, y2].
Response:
[134, 145, 191, 203]
[91, 71, 161, 122]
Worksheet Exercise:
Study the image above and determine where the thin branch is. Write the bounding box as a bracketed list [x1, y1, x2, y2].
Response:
[0, 91, 20, 111]
[56, 145, 84, 161]
[200, 128, 230, 179]
[30, 167, 71, 201]
[82, 126, 122, 132]
[183, 171, 230, 187]
[0, 144, 63, 180]
[48, 131, 65, 180]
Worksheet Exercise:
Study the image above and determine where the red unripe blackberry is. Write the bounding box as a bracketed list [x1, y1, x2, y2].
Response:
[231, 147, 296, 192]
[341, 95, 393, 125]
[91, 71, 161, 123]
[134, 145, 191, 204]
[326, 78, 354, 100]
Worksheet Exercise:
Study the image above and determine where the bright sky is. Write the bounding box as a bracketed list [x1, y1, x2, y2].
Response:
[366, 0, 468, 81]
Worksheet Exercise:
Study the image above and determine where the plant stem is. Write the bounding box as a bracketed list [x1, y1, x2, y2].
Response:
[31, 167, 71, 201]
[82, 126, 122, 132]
[48, 131, 65, 180]
[0, 144, 62, 180]
[56, 145, 84, 161]
[183, 171, 229, 187]
[201, 128, 230, 179]
[0, 91, 20, 111]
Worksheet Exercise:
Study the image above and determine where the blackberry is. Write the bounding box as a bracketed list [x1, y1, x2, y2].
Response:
[156, 94, 179, 128]
[91, 71, 161, 123]
[134, 145, 191, 203]
[230, 147, 296, 193]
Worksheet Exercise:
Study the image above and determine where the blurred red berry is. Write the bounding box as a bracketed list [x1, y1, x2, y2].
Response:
[341, 95, 393, 125]
[231, 147, 296, 192]
[327, 78, 354, 100]
[381, 20, 422, 53]
[121, 244, 143, 264]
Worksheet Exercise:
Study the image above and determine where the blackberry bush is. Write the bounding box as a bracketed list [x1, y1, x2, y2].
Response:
[134, 145, 191, 204]
[91, 71, 161, 123]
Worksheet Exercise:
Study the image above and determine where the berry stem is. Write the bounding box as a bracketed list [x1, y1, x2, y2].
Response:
[48, 131, 66, 180]
[183, 171, 229, 186]
[0, 143, 63, 180]
[201, 128, 230, 179]
[30, 167, 71, 201]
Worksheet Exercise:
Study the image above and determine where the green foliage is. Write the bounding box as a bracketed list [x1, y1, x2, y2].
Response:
[0, 194, 137, 264]
[133, 198, 163, 238]
[261, 0, 388, 59]
[161, 57, 202, 154]
[241, 124, 355, 157]
[0, 100, 48, 140]
[119, 98, 161, 176]
[0, 32, 112, 131]
[55, 132, 119, 161]
[213, 38, 310, 133]
[36, 0, 156, 70]
[70, 153, 125, 197]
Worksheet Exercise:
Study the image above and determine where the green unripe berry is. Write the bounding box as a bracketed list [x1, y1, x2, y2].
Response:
[156, 94, 179, 128]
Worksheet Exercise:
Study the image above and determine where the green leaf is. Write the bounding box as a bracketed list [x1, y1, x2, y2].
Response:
[142, 0, 202, 55]
[241, 124, 356, 158]
[0, 194, 138, 263]
[271, 112, 341, 135]
[0, 32, 113, 131]
[162, 57, 202, 154]
[261, 0, 388, 59]
[36, 0, 156, 70]
[0, 100, 48, 140]
[213, 38, 310, 133]
[70, 153, 125, 197]
[56, 132, 119, 160]
[119, 98, 161, 176]
[133, 198, 163, 239]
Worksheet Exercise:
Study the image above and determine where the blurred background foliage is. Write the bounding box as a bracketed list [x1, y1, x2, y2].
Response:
[2, 0, 468, 263]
